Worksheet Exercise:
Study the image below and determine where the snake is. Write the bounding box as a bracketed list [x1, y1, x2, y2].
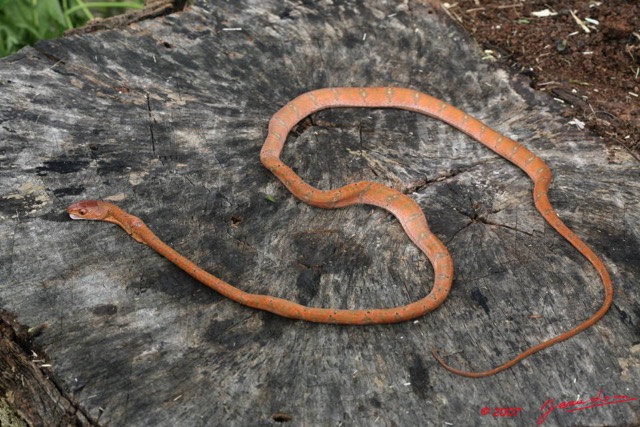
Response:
[68, 87, 613, 378]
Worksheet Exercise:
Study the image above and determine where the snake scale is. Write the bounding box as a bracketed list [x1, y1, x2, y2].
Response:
[68, 87, 613, 377]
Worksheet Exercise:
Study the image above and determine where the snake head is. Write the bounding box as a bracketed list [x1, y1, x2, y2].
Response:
[67, 200, 146, 244]
[67, 200, 111, 221]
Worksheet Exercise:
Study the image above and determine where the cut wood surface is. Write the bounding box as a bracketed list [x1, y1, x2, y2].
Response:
[1, 0, 639, 425]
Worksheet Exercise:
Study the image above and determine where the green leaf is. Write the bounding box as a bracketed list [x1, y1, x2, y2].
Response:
[64, 1, 144, 18]
[0, 0, 144, 58]
[43, 0, 69, 28]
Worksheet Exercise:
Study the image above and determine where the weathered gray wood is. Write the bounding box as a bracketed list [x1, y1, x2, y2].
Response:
[1, 0, 639, 426]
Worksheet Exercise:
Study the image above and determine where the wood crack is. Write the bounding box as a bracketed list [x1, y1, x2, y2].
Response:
[401, 167, 472, 194]
[145, 92, 156, 155]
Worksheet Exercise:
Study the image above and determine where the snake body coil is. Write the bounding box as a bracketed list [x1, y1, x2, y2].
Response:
[68, 87, 613, 377]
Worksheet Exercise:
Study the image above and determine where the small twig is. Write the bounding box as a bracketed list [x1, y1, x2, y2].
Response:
[495, 4, 524, 9]
[442, 3, 463, 23]
[569, 79, 591, 86]
[569, 10, 590, 33]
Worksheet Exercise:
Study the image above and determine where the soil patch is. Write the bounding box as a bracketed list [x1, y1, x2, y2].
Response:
[443, 1, 639, 158]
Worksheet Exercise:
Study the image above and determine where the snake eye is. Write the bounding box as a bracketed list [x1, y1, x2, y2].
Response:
[79, 208, 87, 216]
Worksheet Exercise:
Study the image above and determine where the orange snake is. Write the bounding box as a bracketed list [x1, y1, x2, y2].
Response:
[68, 87, 613, 377]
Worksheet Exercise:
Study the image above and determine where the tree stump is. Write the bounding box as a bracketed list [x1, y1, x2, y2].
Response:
[1, 1, 639, 425]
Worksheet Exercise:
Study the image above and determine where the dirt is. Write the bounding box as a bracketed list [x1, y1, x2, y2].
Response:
[441, 0, 640, 158]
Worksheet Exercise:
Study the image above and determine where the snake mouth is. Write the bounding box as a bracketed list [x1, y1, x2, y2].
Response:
[68, 213, 83, 220]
